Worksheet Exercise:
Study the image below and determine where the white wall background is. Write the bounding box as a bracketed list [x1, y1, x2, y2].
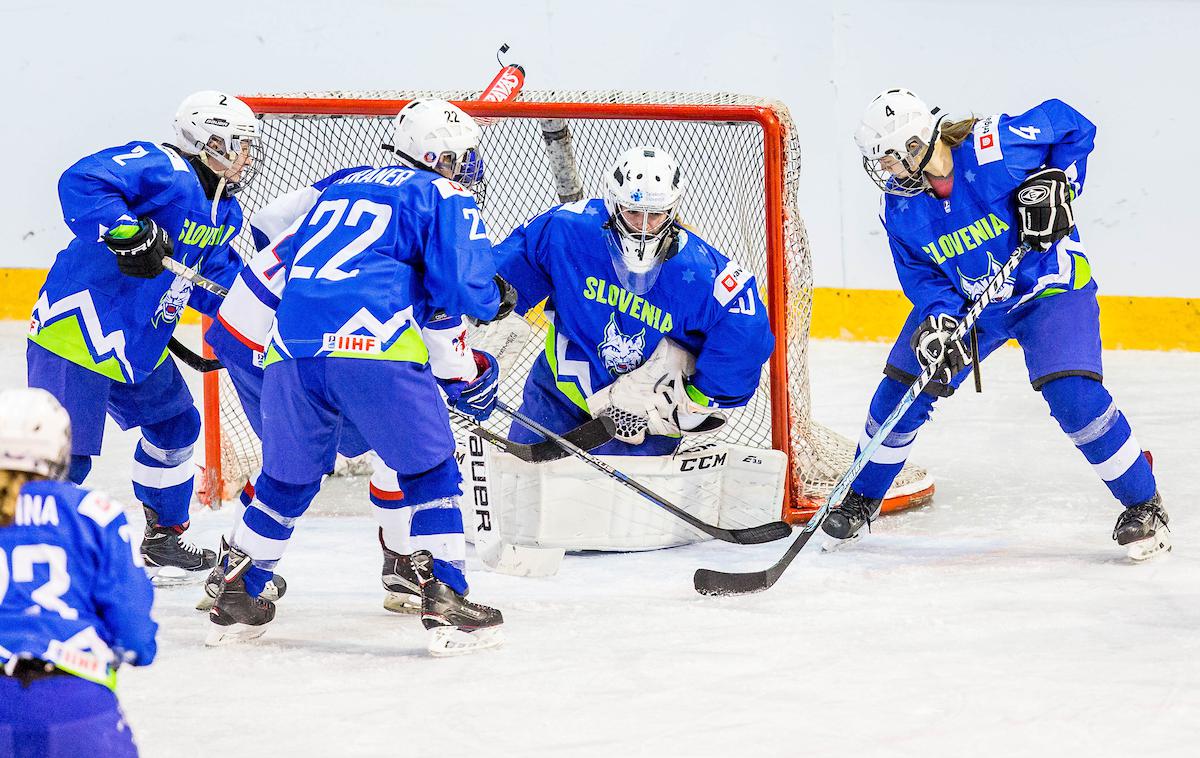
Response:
[3, 0, 1197, 296]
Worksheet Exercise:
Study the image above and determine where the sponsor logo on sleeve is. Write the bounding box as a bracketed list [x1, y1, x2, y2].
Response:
[973, 115, 1004, 165]
[712, 260, 751, 306]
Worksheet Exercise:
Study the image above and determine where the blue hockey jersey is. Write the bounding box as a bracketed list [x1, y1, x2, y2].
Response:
[881, 99, 1097, 321]
[265, 166, 500, 365]
[495, 199, 774, 409]
[29, 141, 243, 383]
[0, 480, 157, 686]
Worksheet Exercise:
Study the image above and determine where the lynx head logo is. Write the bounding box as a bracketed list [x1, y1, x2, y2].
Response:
[152, 274, 193, 327]
[598, 313, 646, 376]
[959, 251, 1015, 303]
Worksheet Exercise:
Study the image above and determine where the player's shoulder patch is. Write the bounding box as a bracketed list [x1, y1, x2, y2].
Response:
[711, 259, 752, 307]
[972, 114, 1004, 165]
[152, 142, 191, 172]
[77, 490, 124, 528]
[433, 176, 474, 199]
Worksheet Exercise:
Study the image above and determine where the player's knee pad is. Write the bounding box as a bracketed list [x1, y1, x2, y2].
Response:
[67, 455, 92, 485]
[141, 406, 201, 451]
[1039, 375, 1110, 433]
[394, 456, 461, 504]
[251, 473, 322, 520]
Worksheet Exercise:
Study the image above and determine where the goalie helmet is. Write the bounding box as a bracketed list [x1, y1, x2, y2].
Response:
[0, 388, 71, 480]
[173, 90, 264, 195]
[603, 145, 685, 294]
[386, 99, 484, 189]
[854, 88, 945, 197]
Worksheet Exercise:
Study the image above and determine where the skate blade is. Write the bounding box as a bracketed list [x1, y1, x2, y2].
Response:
[1126, 530, 1172, 562]
[427, 626, 505, 657]
[821, 533, 862, 553]
[205, 621, 270, 647]
[147, 566, 211, 587]
[383, 592, 422, 615]
[196, 592, 216, 612]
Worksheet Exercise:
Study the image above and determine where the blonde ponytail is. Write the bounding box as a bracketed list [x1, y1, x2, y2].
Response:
[0, 470, 35, 527]
[939, 117, 978, 149]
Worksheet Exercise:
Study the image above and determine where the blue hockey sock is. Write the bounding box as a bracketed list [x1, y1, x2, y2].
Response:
[233, 473, 321, 571]
[67, 455, 92, 485]
[1040, 376, 1157, 507]
[849, 376, 938, 500]
[133, 407, 201, 527]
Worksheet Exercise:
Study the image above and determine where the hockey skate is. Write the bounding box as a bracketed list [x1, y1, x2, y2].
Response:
[379, 530, 421, 614]
[1113, 493, 1171, 562]
[205, 545, 277, 646]
[196, 536, 287, 611]
[141, 505, 217, 586]
[820, 490, 883, 549]
[411, 550, 505, 657]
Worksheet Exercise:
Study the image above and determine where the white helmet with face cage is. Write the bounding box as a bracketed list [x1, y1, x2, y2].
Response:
[602, 145, 685, 293]
[854, 88, 946, 197]
[173, 90, 264, 195]
[386, 99, 484, 189]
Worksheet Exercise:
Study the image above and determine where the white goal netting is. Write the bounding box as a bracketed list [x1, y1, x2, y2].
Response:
[201, 90, 932, 520]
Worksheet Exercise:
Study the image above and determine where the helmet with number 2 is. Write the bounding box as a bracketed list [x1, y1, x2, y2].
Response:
[388, 99, 484, 189]
[173, 90, 264, 195]
[854, 88, 945, 197]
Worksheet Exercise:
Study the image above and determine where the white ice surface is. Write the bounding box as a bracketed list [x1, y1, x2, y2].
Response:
[4, 321, 1199, 758]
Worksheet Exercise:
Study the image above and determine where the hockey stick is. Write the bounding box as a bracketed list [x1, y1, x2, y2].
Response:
[168, 338, 224, 373]
[693, 243, 1031, 595]
[450, 408, 616, 464]
[493, 401, 792, 545]
[162, 256, 230, 297]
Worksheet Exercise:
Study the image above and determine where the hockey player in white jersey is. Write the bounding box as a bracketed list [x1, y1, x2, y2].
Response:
[206, 100, 511, 655]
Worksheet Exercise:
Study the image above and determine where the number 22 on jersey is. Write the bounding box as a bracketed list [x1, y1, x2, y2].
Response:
[290, 198, 393, 282]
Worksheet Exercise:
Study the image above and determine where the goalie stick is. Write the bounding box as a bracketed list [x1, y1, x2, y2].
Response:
[493, 401, 792, 545]
[693, 243, 1031, 596]
[451, 410, 616, 464]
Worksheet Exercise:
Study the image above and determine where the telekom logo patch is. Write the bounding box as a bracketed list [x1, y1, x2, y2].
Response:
[324, 333, 381, 354]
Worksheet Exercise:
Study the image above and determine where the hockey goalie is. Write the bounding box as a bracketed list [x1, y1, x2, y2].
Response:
[467, 144, 782, 567]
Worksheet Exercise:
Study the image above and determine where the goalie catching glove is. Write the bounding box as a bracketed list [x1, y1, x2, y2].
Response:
[910, 313, 971, 384]
[585, 338, 726, 445]
[438, 350, 499, 422]
[1016, 167, 1075, 251]
[104, 218, 172, 279]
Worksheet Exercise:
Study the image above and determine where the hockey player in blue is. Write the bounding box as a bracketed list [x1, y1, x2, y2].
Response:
[823, 88, 1168, 561]
[494, 145, 774, 455]
[207, 99, 511, 655]
[26, 90, 263, 582]
[0, 389, 157, 758]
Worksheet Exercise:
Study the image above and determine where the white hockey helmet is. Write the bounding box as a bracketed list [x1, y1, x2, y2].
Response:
[603, 145, 685, 288]
[385, 99, 484, 188]
[0, 388, 71, 480]
[173, 90, 264, 195]
[854, 88, 945, 196]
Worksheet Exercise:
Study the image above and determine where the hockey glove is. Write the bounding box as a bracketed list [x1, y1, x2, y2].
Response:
[104, 218, 172, 279]
[910, 313, 971, 384]
[439, 350, 499, 422]
[1016, 168, 1075, 252]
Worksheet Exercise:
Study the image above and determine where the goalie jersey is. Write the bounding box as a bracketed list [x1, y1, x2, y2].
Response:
[494, 198, 774, 411]
[264, 166, 500, 367]
[29, 142, 242, 383]
[882, 99, 1097, 321]
[0, 480, 157, 682]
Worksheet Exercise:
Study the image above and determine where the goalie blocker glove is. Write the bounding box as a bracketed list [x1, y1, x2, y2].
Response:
[910, 313, 971, 384]
[104, 218, 173, 279]
[1016, 167, 1075, 252]
[439, 350, 499, 422]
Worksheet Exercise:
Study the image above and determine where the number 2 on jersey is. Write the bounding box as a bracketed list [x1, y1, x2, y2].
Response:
[290, 198, 393, 282]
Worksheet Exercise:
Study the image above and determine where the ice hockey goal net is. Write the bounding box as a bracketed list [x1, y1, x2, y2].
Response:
[199, 90, 933, 522]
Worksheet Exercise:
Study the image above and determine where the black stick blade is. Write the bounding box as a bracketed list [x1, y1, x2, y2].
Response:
[523, 416, 617, 463]
[727, 520, 792, 544]
[693, 567, 776, 596]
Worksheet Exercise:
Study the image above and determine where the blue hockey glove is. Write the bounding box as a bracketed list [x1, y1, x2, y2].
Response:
[439, 350, 499, 422]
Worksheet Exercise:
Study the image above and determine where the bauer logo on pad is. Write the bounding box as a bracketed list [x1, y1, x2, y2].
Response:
[323, 333, 382, 355]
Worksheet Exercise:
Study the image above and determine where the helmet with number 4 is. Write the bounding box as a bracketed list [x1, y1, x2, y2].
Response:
[854, 88, 945, 197]
[0, 388, 71, 480]
[387, 99, 484, 189]
[173, 90, 264, 195]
